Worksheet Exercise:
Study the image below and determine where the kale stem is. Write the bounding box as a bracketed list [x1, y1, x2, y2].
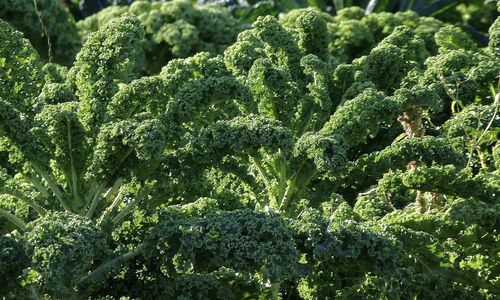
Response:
[279, 162, 305, 214]
[22, 174, 50, 198]
[0, 207, 26, 231]
[98, 187, 124, 225]
[85, 184, 105, 219]
[1, 188, 46, 216]
[78, 244, 145, 288]
[31, 163, 72, 212]
[111, 190, 146, 226]
[275, 150, 288, 205]
[251, 154, 277, 207]
[67, 118, 82, 210]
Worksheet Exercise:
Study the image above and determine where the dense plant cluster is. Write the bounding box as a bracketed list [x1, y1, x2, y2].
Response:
[77, 0, 244, 73]
[0, 0, 499, 299]
[0, 0, 81, 64]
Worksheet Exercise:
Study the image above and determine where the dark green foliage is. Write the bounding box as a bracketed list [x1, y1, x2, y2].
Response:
[491, 15, 500, 59]
[0, 234, 29, 295]
[0, 0, 81, 65]
[341, 137, 465, 180]
[0, 4, 499, 300]
[144, 210, 298, 280]
[291, 207, 404, 299]
[24, 211, 110, 298]
[77, 0, 243, 74]
[320, 88, 400, 145]
[73, 14, 144, 130]
[354, 194, 393, 220]
[88, 200, 298, 298]
[198, 115, 294, 160]
[402, 165, 499, 203]
[212, 0, 498, 47]
[0, 18, 44, 109]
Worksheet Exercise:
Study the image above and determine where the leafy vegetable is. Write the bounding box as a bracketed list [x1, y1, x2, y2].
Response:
[0, 4, 499, 299]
